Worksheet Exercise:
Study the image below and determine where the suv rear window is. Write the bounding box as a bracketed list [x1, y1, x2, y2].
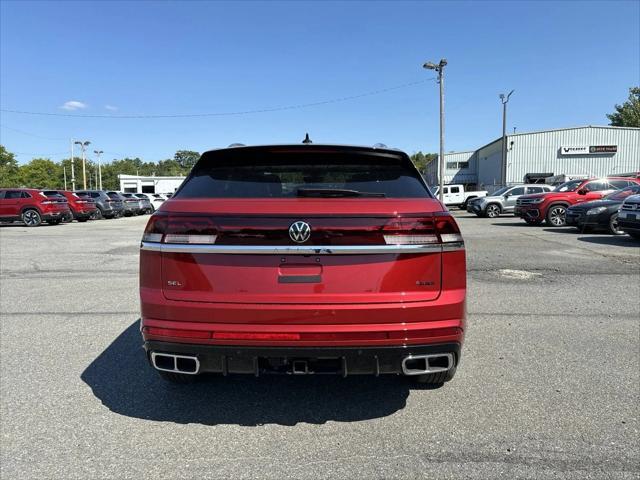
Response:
[42, 191, 64, 198]
[107, 192, 122, 199]
[175, 149, 430, 198]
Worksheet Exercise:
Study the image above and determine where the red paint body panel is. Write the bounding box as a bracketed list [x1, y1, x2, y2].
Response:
[138, 146, 466, 357]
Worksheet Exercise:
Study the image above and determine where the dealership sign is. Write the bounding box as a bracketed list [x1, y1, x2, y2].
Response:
[560, 145, 618, 155]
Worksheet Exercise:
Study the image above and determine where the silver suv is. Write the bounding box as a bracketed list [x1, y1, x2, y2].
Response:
[467, 184, 552, 218]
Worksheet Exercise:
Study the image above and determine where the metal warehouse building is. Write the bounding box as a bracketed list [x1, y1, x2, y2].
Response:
[425, 125, 640, 189]
[118, 174, 186, 194]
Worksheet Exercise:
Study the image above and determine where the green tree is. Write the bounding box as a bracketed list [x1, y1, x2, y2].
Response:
[18, 158, 62, 188]
[410, 151, 438, 173]
[607, 87, 640, 127]
[0, 145, 21, 187]
[174, 150, 200, 170]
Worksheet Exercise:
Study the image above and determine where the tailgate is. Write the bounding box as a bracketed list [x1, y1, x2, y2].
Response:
[153, 199, 447, 305]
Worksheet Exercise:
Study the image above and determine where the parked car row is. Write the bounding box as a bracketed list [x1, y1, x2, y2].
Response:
[0, 188, 172, 227]
[465, 177, 640, 239]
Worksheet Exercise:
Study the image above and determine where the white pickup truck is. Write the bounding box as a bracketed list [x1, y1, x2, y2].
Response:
[432, 184, 488, 208]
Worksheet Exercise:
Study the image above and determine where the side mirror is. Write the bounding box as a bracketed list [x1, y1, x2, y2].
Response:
[577, 188, 587, 195]
[503, 194, 510, 199]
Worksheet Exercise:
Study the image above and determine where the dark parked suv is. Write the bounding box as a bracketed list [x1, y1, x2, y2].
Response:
[76, 190, 124, 219]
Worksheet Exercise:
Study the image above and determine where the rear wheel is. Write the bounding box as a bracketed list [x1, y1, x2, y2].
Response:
[22, 209, 42, 227]
[546, 205, 567, 226]
[485, 204, 501, 218]
[415, 365, 456, 385]
[608, 213, 624, 235]
[158, 370, 199, 384]
[92, 208, 103, 220]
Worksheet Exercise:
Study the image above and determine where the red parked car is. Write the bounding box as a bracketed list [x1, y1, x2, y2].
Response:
[0, 188, 71, 226]
[42, 190, 98, 222]
[514, 177, 640, 226]
[139, 144, 466, 385]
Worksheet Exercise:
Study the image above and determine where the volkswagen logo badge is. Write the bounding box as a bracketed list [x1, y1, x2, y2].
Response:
[289, 221, 311, 243]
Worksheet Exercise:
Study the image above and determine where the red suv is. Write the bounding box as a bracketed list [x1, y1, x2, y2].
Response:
[515, 177, 640, 226]
[0, 188, 71, 226]
[140, 144, 466, 385]
[42, 190, 98, 222]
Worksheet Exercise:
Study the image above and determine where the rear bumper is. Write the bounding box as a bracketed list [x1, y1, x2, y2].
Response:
[144, 340, 461, 376]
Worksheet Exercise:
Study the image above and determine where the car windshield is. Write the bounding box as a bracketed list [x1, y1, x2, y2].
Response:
[491, 186, 511, 196]
[176, 149, 430, 198]
[553, 179, 583, 192]
[605, 185, 640, 201]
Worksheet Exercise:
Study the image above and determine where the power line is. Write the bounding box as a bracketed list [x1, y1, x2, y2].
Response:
[0, 79, 434, 119]
[0, 124, 68, 140]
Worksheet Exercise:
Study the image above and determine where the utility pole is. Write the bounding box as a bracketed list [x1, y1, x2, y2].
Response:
[500, 90, 514, 186]
[70, 139, 76, 191]
[74, 140, 91, 189]
[63, 166, 67, 190]
[94, 150, 103, 190]
[423, 58, 448, 202]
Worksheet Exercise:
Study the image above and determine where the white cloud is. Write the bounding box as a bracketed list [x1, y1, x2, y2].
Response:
[61, 100, 88, 111]
[105, 104, 118, 111]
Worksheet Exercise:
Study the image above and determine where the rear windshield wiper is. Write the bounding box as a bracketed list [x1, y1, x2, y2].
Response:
[296, 188, 386, 198]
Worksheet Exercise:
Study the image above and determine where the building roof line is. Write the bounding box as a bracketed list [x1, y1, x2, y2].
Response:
[469, 125, 640, 155]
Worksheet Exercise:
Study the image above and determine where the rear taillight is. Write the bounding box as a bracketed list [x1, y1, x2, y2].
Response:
[383, 213, 462, 245]
[142, 213, 218, 244]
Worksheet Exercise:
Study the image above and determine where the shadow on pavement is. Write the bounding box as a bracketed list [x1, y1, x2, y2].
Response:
[577, 235, 640, 248]
[81, 320, 414, 426]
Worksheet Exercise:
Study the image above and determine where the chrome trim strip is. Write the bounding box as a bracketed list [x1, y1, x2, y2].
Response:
[441, 241, 465, 252]
[139, 241, 465, 255]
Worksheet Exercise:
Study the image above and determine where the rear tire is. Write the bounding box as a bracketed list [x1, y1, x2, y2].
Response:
[22, 209, 42, 227]
[158, 370, 199, 384]
[415, 365, 456, 385]
[92, 208, 103, 220]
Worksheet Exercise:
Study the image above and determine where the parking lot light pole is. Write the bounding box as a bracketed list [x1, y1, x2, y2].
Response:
[423, 59, 447, 202]
[94, 150, 104, 190]
[500, 90, 514, 186]
[74, 140, 90, 190]
[70, 139, 76, 191]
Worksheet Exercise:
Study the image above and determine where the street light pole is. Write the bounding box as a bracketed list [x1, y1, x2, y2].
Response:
[423, 58, 448, 203]
[500, 90, 514, 186]
[74, 140, 91, 189]
[70, 139, 76, 191]
[94, 150, 103, 190]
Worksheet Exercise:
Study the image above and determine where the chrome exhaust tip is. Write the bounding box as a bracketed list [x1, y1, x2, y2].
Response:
[401, 353, 454, 376]
[151, 352, 200, 375]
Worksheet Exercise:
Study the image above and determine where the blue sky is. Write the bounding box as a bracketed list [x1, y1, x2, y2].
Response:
[1, 0, 638, 164]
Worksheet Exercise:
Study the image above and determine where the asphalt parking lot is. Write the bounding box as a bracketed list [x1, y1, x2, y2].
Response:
[1, 212, 638, 479]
